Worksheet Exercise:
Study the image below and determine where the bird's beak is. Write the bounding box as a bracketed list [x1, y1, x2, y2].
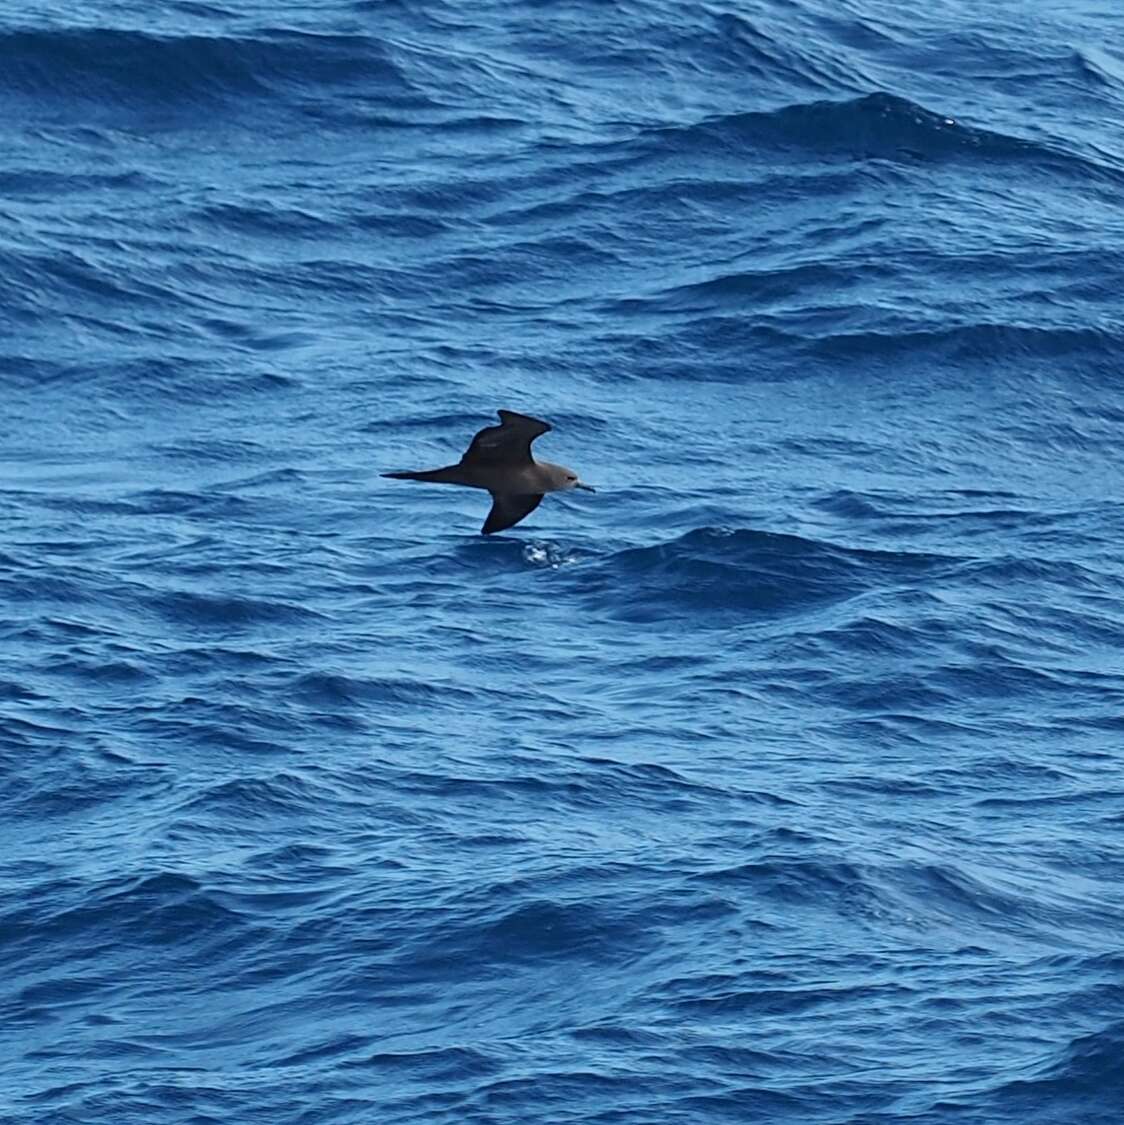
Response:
[575, 482, 596, 492]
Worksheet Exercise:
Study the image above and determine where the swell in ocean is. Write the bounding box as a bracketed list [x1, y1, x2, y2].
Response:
[3, 1, 1124, 1122]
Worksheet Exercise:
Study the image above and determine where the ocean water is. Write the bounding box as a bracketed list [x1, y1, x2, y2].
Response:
[3, 0, 1124, 1121]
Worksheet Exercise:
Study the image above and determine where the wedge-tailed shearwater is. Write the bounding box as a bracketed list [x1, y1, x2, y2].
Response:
[382, 409, 595, 534]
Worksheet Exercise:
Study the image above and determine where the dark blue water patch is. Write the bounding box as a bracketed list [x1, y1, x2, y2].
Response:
[955, 554, 1124, 597]
[285, 671, 479, 712]
[145, 436, 272, 464]
[612, 262, 1124, 356]
[36, 650, 156, 686]
[703, 10, 866, 93]
[176, 771, 335, 822]
[351, 211, 461, 238]
[0, 26, 419, 117]
[565, 526, 951, 624]
[932, 1020, 1124, 1124]
[637, 91, 1124, 185]
[803, 611, 940, 658]
[813, 488, 1045, 525]
[0, 870, 253, 962]
[121, 693, 323, 754]
[804, 321, 1123, 363]
[1, 351, 295, 406]
[196, 200, 341, 239]
[2, 246, 161, 316]
[435, 897, 651, 967]
[0, 167, 159, 199]
[607, 259, 877, 316]
[0, 679, 46, 703]
[689, 855, 870, 910]
[121, 487, 258, 518]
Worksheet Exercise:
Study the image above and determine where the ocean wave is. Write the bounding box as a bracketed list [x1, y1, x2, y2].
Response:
[0, 25, 416, 112]
[598, 316, 1123, 368]
[693, 10, 869, 94]
[1074, 46, 1124, 89]
[965, 1021, 1124, 1122]
[804, 321, 1122, 360]
[568, 527, 950, 622]
[608, 261, 859, 316]
[178, 771, 330, 819]
[454, 898, 634, 963]
[286, 671, 478, 711]
[3, 871, 249, 958]
[146, 589, 322, 629]
[642, 91, 1124, 183]
[5, 0, 1124, 1119]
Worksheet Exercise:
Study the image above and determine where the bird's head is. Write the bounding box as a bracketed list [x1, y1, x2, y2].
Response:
[543, 463, 596, 493]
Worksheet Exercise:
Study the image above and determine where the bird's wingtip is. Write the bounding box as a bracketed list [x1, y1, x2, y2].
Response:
[497, 408, 552, 432]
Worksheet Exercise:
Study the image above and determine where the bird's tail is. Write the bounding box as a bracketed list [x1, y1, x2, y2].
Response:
[381, 465, 466, 484]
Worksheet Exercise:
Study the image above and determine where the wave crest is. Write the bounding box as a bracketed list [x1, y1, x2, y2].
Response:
[0, 26, 414, 111]
[569, 527, 948, 623]
[645, 92, 1124, 183]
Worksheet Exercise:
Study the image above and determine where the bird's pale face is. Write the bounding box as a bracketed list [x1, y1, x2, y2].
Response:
[564, 472, 596, 492]
[541, 462, 596, 493]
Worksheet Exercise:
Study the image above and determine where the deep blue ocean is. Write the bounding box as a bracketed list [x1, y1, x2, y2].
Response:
[4, 1, 1124, 1121]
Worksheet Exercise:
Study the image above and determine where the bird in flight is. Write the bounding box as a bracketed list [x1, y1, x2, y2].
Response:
[382, 409, 595, 534]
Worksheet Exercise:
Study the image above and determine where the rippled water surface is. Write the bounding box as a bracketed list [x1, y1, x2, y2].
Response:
[3, 1, 1124, 1122]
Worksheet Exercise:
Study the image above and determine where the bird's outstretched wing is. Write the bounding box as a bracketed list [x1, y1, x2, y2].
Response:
[461, 410, 551, 468]
[482, 492, 543, 534]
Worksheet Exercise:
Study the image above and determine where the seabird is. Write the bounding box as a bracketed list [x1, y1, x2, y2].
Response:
[382, 409, 595, 534]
